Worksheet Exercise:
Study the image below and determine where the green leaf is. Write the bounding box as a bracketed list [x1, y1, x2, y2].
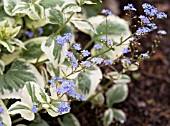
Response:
[103, 108, 114, 126]
[0, 40, 15, 53]
[59, 114, 80, 126]
[78, 72, 91, 94]
[112, 108, 126, 122]
[8, 101, 35, 121]
[106, 84, 128, 107]
[47, 8, 65, 25]
[26, 82, 38, 103]
[0, 60, 5, 74]
[71, 19, 97, 34]
[76, 66, 102, 100]
[0, 60, 44, 99]
[41, 37, 68, 66]
[3, 0, 17, 16]
[40, 0, 64, 8]
[62, 2, 81, 13]
[20, 37, 48, 63]
[106, 72, 131, 84]
[29, 119, 49, 126]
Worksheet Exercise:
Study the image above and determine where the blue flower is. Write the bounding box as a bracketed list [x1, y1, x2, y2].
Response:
[107, 39, 113, 46]
[55, 77, 63, 83]
[142, 3, 158, 17]
[139, 15, 150, 24]
[101, 36, 106, 41]
[120, 120, 125, 124]
[81, 50, 90, 57]
[80, 61, 92, 67]
[25, 30, 34, 38]
[122, 48, 130, 54]
[101, 9, 113, 16]
[91, 58, 103, 64]
[73, 43, 81, 51]
[64, 33, 72, 41]
[157, 30, 167, 35]
[141, 53, 149, 57]
[122, 58, 131, 64]
[0, 107, 4, 114]
[38, 27, 43, 36]
[147, 23, 157, 30]
[31, 106, 38, 113]
[142, 3, 152, 9]
[56, 35, 65, 45]
[157, 12, 167, 19]
[48, 80, 56, 86]
[56, 33, 72, 46]
[104, 59, 113, 65]
[58, 102, 71, 114]
[94, 44, 102, 50]
[124, 3, 136, 11]
[0, 121, 2, 126]
[136, 27, 151, 36]
[66, 51, 78, 68]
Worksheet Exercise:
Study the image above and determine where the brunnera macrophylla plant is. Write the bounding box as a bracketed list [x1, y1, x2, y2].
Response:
[0, 0, 167, 125]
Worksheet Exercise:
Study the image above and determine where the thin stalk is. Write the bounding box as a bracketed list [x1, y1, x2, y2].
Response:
[54, 13, 74, 36]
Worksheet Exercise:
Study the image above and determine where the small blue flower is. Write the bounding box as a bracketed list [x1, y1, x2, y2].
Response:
[25, 31, 34, 38]
[147, 23, 157, 30]
[31, 106, 38, 113]
[107, 39, 113, 46]
[91, 58, 103, 64]
[124, 3, 136, 11]
[104, 59, 113, 65]
[122, 58, 131, 64]
[48, 80, 56, 86]
[94, 44, 102, 50]
[58, 102, 71, 114]
[0, 107, 4, 114]
[55, 77, 63, 83]
[38, 27, 43, 36]
[56, 33, 72, 46]
[66, 51, 78, 68]
[157, 30, 167, 35]
[64, 33, 72, 41]
[157, 12, 167, 19]
[56, 35, 65, 46]
[81, 50, 90, 57]
[136, 27, 151, 36]
[0, 121, 2, 126]
[142, 3, 152, 9]
[141, 53, 149, 57]
[73, 43, 81, 51]
[101, 9, 112, 15]
[81, 61, 92, 67]
[120, 120, 125, 124]
[122, 48, 130, 54]
[139, 15, 150, 24]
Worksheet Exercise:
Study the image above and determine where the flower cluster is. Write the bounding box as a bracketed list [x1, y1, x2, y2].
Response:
[124, 4, 136, 11]
[101, 9, 113, 16]
[56, 33, 72, 46]
[58, 102, 71, 114]
[133, 3, 167, 36]
[49, 77, 84, 101]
